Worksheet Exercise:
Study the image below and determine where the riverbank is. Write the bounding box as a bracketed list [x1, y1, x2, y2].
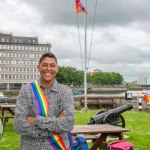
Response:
[87, 87, 127, 93]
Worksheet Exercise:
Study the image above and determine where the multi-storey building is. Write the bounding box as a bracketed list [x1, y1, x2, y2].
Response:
[0, 32, 51, 90]
[137, 76, 147, 85]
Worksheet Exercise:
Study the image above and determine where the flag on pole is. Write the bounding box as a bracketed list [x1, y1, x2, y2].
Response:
[144, 95, 150, 104]
[76, 0, 87, 13]
[139, 92, 150, 104]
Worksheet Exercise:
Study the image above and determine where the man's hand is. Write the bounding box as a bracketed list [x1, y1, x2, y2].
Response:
[59, 111, 66, 118]
[27, 116, 35, 124]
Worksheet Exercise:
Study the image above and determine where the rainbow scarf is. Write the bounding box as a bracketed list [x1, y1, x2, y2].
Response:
[29, 81, 72, 150]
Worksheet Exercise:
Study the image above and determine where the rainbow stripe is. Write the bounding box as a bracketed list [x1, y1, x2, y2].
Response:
[144, 95, 150, 104]
[29, 81, 48, 116]
[29, 81, 72, 150]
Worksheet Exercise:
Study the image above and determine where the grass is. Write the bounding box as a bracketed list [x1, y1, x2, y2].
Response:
[0, 109, 150, 150]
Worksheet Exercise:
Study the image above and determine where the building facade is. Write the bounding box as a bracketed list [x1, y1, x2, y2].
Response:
[0, 32, 51, 90]
[137, 76, 147, 85]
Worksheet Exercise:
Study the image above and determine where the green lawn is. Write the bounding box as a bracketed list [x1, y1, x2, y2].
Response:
[0, 109, 150, 150]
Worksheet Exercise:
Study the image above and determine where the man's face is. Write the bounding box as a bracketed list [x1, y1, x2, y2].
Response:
[37, 57, 58, 83]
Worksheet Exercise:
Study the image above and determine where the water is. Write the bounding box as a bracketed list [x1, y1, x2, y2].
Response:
[91, 90, 150, 96]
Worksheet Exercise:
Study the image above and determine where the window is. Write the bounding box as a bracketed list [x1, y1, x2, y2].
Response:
[12, 60, 16, 64]
[6, 38, 9, 42]
[5, 45, 8, 49]
[19, 38, 22, 43]
[2, 37, 5, 42]
[29, 54, 34, 58]
[5, 75, 8, 79]
[14, 39, 17, 43]
[19, 61, 24, 65]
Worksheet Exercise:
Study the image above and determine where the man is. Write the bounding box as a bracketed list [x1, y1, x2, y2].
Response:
[14, 52, 75, 150]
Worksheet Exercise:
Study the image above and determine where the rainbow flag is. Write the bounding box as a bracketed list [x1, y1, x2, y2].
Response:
[76, 0, 87, 13]
[144, 95, 150, 104]
[29, 81, 72, 150]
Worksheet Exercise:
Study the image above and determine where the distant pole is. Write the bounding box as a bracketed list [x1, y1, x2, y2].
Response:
[81, 0, 90, 112]
[138, 93, 143, 111]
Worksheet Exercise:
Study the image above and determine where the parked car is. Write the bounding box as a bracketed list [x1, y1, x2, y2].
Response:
[0, 92, 8, 103]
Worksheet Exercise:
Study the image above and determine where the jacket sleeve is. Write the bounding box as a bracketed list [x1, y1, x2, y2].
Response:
[33, 86, 75, 133]
[14, 85, 50, 138]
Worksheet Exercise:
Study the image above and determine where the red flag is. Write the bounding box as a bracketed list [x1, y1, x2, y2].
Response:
[89, 72, 94, 77]
[76, 0, 87, 13]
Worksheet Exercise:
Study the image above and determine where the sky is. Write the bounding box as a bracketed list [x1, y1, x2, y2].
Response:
[0, 0, 150, 83]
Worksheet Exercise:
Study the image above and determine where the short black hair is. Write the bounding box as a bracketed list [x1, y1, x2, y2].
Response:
[39, 52, 57, 65]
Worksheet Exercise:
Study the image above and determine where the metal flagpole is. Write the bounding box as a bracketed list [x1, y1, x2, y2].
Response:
[81, 0, 90, 112]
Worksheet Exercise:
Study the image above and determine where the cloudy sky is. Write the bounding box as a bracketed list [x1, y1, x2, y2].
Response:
[0, 0, 150, 83]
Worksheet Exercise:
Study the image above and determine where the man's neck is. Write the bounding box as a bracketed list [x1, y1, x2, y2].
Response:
[41, 80, 54, 89]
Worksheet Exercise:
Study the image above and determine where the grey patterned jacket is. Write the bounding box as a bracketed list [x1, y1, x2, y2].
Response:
[14, 79, 75, 150]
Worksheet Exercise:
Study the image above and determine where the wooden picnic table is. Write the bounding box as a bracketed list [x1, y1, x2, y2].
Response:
[0, 104, 16, 128]
[71, 124, 130, 150]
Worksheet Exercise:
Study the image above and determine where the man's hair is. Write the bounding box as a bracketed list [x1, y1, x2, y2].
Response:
[39, 52, 57, 65]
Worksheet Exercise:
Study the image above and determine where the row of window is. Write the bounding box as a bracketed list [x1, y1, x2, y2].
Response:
[1, 37, 37, 44]
[0, 83, 23, 90]
[0, 74, 39, 80]
[0, 52, 41, 58]
[0, 59, 37, 65]
[0, 67, 37, 72]
[0, 45, 50, 51]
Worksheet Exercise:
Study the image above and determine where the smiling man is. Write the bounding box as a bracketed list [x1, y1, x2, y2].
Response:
[14, 52, 75, 150]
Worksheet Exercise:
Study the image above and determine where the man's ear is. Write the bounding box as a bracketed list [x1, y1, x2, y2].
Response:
[37, 65, 39, 72]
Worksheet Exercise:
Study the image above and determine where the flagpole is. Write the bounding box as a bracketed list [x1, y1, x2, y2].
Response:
[81, 0, 90, 112]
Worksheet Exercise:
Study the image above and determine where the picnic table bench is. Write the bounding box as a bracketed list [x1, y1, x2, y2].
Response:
[0, 104, 16, 128]
[71, 124, 130, 150]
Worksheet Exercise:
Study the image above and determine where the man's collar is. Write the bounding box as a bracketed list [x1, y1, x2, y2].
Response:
[37, 79, 58, 92]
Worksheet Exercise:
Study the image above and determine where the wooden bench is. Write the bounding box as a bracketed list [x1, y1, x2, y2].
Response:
[81, 99, 116, 108]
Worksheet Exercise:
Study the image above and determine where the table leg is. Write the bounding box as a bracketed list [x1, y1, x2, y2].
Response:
[1, 108, 4, 123]
[90, 133, 108, 150]
[3, 118, 6, 129]
[7, 108, 15, 116]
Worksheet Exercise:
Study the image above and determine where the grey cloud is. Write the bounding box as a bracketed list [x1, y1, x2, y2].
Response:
[1, 0, 150, 83]
[21, 0, 150, 27]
